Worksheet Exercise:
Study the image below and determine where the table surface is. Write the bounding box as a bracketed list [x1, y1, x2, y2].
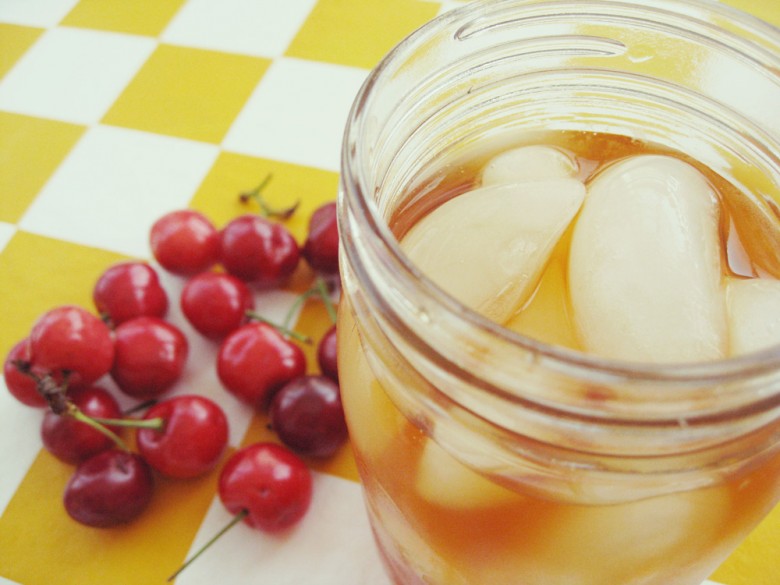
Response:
[1, 1, 779, 584]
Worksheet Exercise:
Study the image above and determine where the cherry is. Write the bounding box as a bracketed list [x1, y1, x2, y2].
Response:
[270, 375, 347, 458]
[150, 209, 220, 275]
[64, 449, 154, 528]
[217, 322, 306, 409]
[219, 442, 312, 532]
[29, 305, 115, 387]
[93, 261, 168, 326]
[111, 316, 188, 399]
[4, 338, 48, 407]
[41, 386, 123, 465]
[136, 395, 229, 479]
[219, 215, 300, 288]
[167, 442, 312, 581]
[317, 325, 338, 382]
[180, 271, 254, 339]
[302, 201, 338, 274]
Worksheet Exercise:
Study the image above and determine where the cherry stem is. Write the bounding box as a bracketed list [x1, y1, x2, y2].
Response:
[315, 277, 338, 325]
[282, 277, 338, 330]
[10, 360, 156, 450]
[245, 312, 312, 344]
[69, 407, 130, 452]
[239, 173, 299, 220]
[167, 508, 250, 582]
[91, 416, 165, 431]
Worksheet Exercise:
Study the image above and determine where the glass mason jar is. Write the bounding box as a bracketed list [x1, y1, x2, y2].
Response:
[337, 1, 780, 583]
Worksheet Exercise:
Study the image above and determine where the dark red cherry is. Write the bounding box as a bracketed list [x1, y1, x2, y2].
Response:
[302, 201, 338, 274]
[270, 375, 347, 458]
[317, 325, 338, 383]
[63, 449, 154, 528]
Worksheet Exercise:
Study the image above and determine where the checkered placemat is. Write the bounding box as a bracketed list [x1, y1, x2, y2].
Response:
[0, 1, 778, 584]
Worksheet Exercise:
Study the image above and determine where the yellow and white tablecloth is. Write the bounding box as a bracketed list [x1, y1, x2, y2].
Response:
[0, 1, 778, 584]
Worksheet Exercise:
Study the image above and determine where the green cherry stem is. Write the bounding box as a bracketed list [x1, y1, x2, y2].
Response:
[245, 312, 312, 344]
[314, 276, 338, 325]
[69, 406, 131, 452]
[167, 509, 249, 582]
[239, 173, 300, 220]
[91, 416, 164, 431]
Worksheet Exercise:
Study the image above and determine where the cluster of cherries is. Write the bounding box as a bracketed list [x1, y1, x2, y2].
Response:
[3, 178, 343, 578]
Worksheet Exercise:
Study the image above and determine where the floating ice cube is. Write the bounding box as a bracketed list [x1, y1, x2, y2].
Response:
[415, 439, 519, 509]
[402, 178, 586, 323]
[726, 277, 780, 355]
[337, 311, 406, 461]
[481, 145, 578, 185]
[568, 155, 727, 362]
[533, 487, 728, 583]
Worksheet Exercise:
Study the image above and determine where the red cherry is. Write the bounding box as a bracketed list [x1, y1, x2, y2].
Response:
[150, 210, 220, 275]
[136, 395, 229, 479]
[317, 325, 338, 383]
[111, 317, 188, 399]
[41, 386, 123, 465]
[217, 322, 306, 409]
[270, 375, 347, 458]
[93, 261, 168, 326]
[29, 306, 115, 387]
[219, 215, 300, 287]
[4, 338, 48, 407]
[63, 449, 154, 528]
[218, 443, 312, 532]
[302, 201, 339, 274]
[180, 271, 254, 339]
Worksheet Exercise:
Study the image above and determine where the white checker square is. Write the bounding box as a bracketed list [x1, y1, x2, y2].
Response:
[0, 0, 80, 27]
[161, 0, 317, 58]
[175, 472, 392, 585]
[0, 380, 45, 517]
[0, 26, 155, 125]
[0, 222, 16, 253]
[19, 125, 219, 258]
[222, 57, 368, 172]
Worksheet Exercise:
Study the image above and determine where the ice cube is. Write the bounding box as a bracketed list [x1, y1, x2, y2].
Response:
[726, 277, 780, 355]
[568, 155, 727, 362]
[481, 145, 578, 185]
[533, 486, 728, 584]
[415, 439, 519, 509]
[402, 178, 586, 323]
[337, 310, 406, 461]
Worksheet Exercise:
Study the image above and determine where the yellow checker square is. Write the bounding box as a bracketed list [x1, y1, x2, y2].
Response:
[61, 0, 186, 37]
[0, 231, 128, 359]
[189, 151, 339, 243]
[713, 503, 780, 585]
[0, 23, 43, 80]
[102, 44, 270, 144]
[286, 0, 440, 69]
[0, 112, 85, 224]
[0, 448, 224, 585]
